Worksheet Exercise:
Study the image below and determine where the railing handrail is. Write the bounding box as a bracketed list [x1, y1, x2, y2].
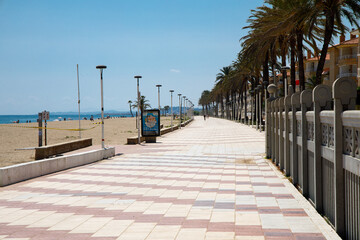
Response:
[342, 110, 360, 128]
[319, 110, 334, 125]
[306, 111, 314, 122]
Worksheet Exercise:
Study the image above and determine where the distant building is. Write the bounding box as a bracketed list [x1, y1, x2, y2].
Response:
[268, 29, 359, 93]
[304, 52, 330, 83]
[328, 29, 359, 86]
[300, 29, 359, 88]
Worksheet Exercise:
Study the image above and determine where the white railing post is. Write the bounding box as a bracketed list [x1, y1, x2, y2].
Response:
[278, 97, 285, 169]
[284, 86, 294, 176]
[291, 92, 301, 185]
[300, 89, 313, 197]
[313, 84, 332, 213]
[332, 77, 357, 238]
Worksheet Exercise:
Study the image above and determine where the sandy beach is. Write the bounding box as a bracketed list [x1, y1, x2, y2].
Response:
[0, 116, 179, 167]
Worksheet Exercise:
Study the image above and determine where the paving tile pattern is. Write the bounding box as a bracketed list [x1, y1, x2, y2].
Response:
[0, 117, 340, 239]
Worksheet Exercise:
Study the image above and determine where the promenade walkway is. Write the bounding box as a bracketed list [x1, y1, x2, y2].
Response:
[0, 117, 340, 239]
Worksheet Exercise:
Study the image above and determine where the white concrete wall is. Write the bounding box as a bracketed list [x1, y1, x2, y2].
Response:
[0, 147, 115, 187]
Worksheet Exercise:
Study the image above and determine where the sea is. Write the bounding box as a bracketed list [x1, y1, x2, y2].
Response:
[0, 112, 133, 124]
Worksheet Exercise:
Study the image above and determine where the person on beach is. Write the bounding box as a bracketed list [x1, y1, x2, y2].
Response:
[204, 114, 206, 120]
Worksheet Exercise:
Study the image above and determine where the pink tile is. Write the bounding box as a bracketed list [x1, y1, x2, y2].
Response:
[235, 225, 263, 236]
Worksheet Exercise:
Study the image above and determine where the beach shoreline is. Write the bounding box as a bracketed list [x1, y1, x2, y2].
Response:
[0, 116, 179, 167]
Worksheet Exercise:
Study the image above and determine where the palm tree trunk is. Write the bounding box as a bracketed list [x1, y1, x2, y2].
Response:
[244, 85, 248, 123]
[296, 29, 305, 91]
[129, 104, 133, 117]
[263, 51, 269, 84]
[281, 37, 287, 93]
[220, 95, 224, 118]
[290, 35, 296, 91]
[233, 93, 236, 121]
[226, 93, 230, 119]
[239, 91, 243, 121]
[271, 47, 276, 86]
[316, 16, 334, 84]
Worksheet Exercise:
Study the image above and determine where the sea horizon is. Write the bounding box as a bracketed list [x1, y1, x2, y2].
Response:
[0, 111, 134, 124]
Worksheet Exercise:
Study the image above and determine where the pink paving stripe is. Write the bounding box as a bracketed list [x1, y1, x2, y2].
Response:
[282, 209, 308, 217]
[258, 207, 282, 214]
[293, 233, 326, 240]
[236, 204, 258, 211]
[208, 222, 235, 232]
[235, 225, 264, 236]
[273, 194, 295, 199]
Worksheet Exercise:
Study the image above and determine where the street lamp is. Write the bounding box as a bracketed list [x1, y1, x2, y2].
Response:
[281, 66, 290, 96]
[267, 84, 277, 98]
[96, 65, 107, 149]
[170, 90, 174, 131]
[156, 84, 162, 114]
[178, 94, 182, 128]
[134, 75, 142, 144]
[185, 98, 189, 117]
[183, 96, 186, 120]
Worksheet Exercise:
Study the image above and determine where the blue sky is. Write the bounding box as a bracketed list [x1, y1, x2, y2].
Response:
[0, 0, 264, 114]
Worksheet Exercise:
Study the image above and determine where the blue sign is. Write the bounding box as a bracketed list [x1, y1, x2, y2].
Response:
[141, 109, 160, 136]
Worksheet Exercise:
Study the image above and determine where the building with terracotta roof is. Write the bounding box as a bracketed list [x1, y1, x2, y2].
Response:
[328, 29, 359, 86]
[304, 52, 330, 82]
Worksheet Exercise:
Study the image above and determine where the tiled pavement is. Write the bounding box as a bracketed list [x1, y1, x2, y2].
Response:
[0, 117, 341, 240]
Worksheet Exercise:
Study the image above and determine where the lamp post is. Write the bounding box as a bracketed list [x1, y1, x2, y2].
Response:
[170, 90, 174, 131]
[281, 66, 290, 96]
[76, 64, 81, 139]
[258, 85, 263, 131]
[96, 65, 107, 149]
[178, 94, 182, 128]
[255, 86, 259, 130]
[134, 75, 142, 144]
[156, 84, 162, 114]
[249, 89, 254, 127]
[183, 96, 186, 120]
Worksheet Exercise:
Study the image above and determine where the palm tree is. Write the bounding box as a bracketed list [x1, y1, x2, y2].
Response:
[305, 75, 322, 89]
[164, 105, 170, 116]
[132, 96, 151, 113]
[128, 100, 133, 117]
[216, 66, 233, 119]
[314, 0, 360, 84]
[198, 90, 211, 115]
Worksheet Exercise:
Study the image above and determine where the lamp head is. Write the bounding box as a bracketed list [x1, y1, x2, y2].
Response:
[134, 75, 142, 79]
[267, 84, 277, 94]
[170, 90, 174, 93]
[96, 65, 107, 69]
[156, 84, 162, 88]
